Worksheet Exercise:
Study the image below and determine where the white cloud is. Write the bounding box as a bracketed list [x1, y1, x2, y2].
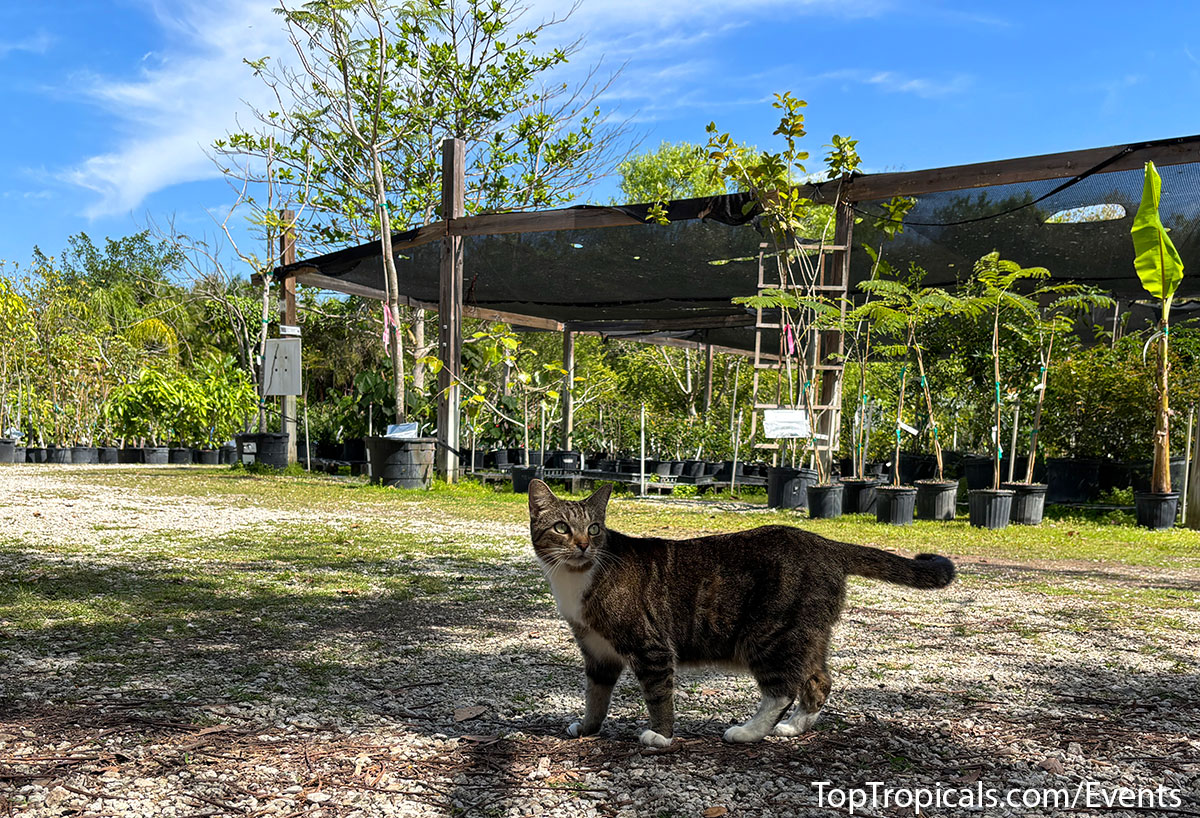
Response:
[0, 31, 53, 57]
[60, 1, 290, 219]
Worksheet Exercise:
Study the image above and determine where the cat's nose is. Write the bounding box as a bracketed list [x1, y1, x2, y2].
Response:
[575, 541, 589, 553]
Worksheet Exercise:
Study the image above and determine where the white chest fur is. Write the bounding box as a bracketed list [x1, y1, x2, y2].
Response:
[541, 562, 593, 625]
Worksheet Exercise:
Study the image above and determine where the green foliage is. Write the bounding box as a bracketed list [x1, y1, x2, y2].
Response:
[1131, 161, 1184, 307]
[617, 142, 728, 204]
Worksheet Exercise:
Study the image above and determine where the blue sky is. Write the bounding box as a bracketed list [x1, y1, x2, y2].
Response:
[2, 0, 1199, 268]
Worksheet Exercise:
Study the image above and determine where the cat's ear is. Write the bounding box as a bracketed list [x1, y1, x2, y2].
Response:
[527, 479, 557, 517]
[584, 483, 613, 517]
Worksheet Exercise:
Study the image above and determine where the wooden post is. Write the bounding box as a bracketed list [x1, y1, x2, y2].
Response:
[437, 138, 465, 482]
[562, 330, 575, 451]
[1186, 406, 1200, 529]
[279, 209, 298, 466]
[703, 343, 714, 414]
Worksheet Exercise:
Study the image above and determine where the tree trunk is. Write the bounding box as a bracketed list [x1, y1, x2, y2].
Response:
[893, 328, 911, 487]
[911, 329, 943, 481]
[1026, 337, 1052, 484]
[372, 147, 406, 424]
[992, 307, 1002, 490]
[412, 309, 427, 392]
[1153, 326, 1171, 493]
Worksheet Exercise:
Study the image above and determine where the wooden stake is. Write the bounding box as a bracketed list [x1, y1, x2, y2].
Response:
[437, 137, 465, 482]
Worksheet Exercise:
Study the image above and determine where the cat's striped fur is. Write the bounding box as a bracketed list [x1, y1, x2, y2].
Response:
[528, 479, 956, 746]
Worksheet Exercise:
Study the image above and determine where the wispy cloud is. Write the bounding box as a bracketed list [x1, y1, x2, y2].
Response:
[0, 30, 53, 58]
[59, 1, 289, 219]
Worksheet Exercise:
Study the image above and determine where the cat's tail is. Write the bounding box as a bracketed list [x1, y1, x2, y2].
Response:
[840, 543, 956, 589]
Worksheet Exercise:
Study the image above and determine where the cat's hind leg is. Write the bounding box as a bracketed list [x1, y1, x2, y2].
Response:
[722, 690, 795, 743]
[773, 665, 831, 736]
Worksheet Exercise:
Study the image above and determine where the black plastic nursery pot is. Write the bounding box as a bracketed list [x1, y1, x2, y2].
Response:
[963, 455, 996, 492]
[715, 461, 744, 481]
[26, 447, 46, 463]
[237, 433, 288, 469]
[194, 449, 220, 465]
[365, 436, 435, 489]
[682, 460, 705, 477]
[1002, 482, 1047, 526]
[70, 446, 98, 464]
[13, 446, 25, 463]
[118, 447, 143, 464]
[143, 446, 169, 465]
[807, 483, 844, 519]
[968, 488, 1014, 530]
[168, 447, 192, 465]
[0, 438, 14, 464]
[511, 465, 544, 493]
[97, 446, 119, 464]
[548, 450, 582, 471]
[915, 480, 958, 521]
[46, 447, 71, 464]
[1133, 491, 1179, 530]
[218, 444, 237, 465]
[1130, 457, 1187, 495]
[876, 485, 917, 525]
[766, 466, 818, 510]
[840, 478, 880, 514]
[1046, 457, 1101, 504]
[897, 453, 938, 485]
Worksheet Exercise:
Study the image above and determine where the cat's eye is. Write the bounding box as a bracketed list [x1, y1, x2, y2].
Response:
[553, 522, 569, 535]
[588, 523, 601, 536]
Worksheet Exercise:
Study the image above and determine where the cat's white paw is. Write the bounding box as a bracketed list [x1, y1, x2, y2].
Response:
[773, 709, 820, 737]
[638, 729, 672, 748]
[723, 725, 765, 743]
[566, 721, 584, 738]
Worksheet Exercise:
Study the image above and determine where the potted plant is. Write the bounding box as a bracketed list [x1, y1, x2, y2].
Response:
[1002, 281, 1113, 524]
[958, 252, 1049, 529]
[858, 266, 958, 524]
[1131, 161, 1186, 528]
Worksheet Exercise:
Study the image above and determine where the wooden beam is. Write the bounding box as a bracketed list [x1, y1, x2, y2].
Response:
[393, 220, 448, 249]
[842, 135, 1200, 201]
[295, 270, 385, 300]
[449, 206, 643, 237]
[437, 138, 465, 482]
[564, 314, 754, 333]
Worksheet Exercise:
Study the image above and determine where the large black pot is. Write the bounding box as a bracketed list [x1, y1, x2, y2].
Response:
[366, 436, 436, 488]
[1003, 482, 1047, 525]
[876, 485, 917, 525]
[487, 448, 510, 469]
[97, 446, 119, 464]
[70, 446, 98, 464]
[715, 461, 744, 481]
[46, 447, 71, 464]
[0, 439, 14, 464]
[1130, 457, 1187, 495]
[1133, 491, 1179, 530]
[218, 444, 237, 465]
[1046, 457, 1101, 504]
[511, 465, 544, 493]
[26, 447, 46, 463]
[841, 478, 880, 514]
[682, 460, 705, 477]
[898, 453, 938, 485]
[963, 455, 996, 491]
[237, 433, 288, 469]
[341, 438, 367, 463]
[807, 483, 844, 519]
[143, 446, 169, 465]
[704, 461, 723, 476]
[915, 480, 958, 521]
[194, 449, 220, 465]
[968, 488, 1014, 529]
[118, 447, 143, 464]
[13, 446, 25, 463]
[168, 447, 192, 464]
[548, 450, 582, 471]
[767, 466, 817, 510]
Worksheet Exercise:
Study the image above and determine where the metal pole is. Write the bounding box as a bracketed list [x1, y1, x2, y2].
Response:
[1008, 404, 1020, 483]
[732, 410, 743, 496]
[302, 388, 311, 473]
[639, 403, 646, 496]
[1182, 406, 1194, 522]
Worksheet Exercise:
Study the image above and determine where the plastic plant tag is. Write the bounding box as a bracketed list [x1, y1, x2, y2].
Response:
[763, 409, 811, 438]
[385, 422, 419, 439]
[898, 421, 919, 436]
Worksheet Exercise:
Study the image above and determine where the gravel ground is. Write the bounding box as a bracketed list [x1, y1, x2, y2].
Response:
[1, 466, 1198, 818]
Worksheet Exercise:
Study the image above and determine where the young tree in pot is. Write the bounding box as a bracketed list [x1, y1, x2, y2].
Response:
[1005, 282, 1114, 524]
[1131, 161, 1186, 529]
[858, 268, 958, 522]
[958, 252, 1049, 529]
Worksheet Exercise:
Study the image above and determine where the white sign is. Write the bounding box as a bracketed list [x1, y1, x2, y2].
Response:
[763, 409, 811, 439]
[385, 423, 419, 439]
[263, 338, 302, 396]
[279, 324, 302, 337]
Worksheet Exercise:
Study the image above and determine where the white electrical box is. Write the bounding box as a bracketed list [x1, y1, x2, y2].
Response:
[263, 338, 302, 396]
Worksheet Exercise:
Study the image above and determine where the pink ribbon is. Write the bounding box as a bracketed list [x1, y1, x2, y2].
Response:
[783, 323, 796, 356]
[381, 301, 398, 353]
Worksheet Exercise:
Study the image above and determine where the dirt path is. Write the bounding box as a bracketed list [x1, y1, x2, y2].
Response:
[1, 466, 1197, 817]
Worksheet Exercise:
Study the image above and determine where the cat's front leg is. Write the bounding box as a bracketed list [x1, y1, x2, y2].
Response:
[629, 647, 675, 748]
[567, 658, 621, 737]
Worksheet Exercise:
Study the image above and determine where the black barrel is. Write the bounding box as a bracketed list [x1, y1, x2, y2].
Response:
[97, 446, 119, 464]
[367, 437, 435, 488]
[0, 439, 14, 464]
[70, 446, 98, 464]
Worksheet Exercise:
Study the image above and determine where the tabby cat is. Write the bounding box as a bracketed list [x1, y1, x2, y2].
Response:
[527, 479, 956, 747]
